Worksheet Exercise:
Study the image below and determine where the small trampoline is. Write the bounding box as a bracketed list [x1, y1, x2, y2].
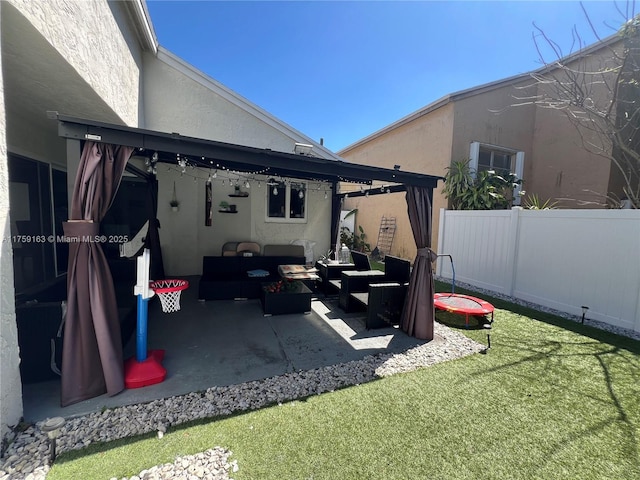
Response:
[434, 254, 495, 329]
[434, 293, 494, 328]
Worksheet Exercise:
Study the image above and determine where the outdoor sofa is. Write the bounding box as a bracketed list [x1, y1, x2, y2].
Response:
[15, 258, 137, 384]
[198, 244, 305, 300]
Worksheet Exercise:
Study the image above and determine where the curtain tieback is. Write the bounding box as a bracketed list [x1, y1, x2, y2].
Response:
[62, 221, 100, 242]
[417, 247, 437, 262]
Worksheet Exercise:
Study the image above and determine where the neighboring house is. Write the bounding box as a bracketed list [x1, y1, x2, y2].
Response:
[339, 34, 630, 260]
[0, 0, 338, 441]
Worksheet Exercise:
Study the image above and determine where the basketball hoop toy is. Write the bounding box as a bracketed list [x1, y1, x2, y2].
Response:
[124, 249, 188, 388]
[149, 279, 189, 313]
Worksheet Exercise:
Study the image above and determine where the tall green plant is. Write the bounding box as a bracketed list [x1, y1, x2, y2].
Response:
[443, 159, 522, 210]
[340, 225, 371, 253]
[442, 160, 475, 210]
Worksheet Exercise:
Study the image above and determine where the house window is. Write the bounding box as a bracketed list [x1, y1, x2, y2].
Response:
[266, 178, 307, 222]
[478, 148, 513, 177]
[469, 142, 524, 205]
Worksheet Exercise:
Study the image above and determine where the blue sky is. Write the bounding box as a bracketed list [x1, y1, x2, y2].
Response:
[146, 1, 631, 152]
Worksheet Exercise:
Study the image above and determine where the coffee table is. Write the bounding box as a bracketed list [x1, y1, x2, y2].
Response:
[261, 282, 312, 315]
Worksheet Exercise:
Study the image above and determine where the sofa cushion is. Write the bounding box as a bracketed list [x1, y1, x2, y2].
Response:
[242, 256, 278, 275]
[263, 244, 304, 257]
[384, 256, 411, 283]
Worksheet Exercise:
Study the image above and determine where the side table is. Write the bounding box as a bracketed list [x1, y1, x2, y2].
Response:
[278, 264, 320, 293]
[315, 261, 355, 295]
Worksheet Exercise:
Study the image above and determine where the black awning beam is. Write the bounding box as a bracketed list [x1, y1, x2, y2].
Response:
[337, 184, 406, 198]
[57, 115, 444, 189]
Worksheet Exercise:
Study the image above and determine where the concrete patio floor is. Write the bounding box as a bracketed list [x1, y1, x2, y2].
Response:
[21, 278, 429, 422]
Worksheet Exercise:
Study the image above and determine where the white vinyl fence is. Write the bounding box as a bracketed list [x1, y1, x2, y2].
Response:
[436, 208, 640, 333]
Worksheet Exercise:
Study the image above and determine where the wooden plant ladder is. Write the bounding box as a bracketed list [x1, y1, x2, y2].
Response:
[375, 216, 396, 259]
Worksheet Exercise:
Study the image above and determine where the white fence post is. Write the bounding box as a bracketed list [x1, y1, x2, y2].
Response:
[436, 208, 446, 277]
[503, 207, 521, 297]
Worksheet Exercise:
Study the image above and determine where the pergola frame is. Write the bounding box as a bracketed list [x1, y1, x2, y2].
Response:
[55, 116, 443, 406]
[56, 115, 443, 193]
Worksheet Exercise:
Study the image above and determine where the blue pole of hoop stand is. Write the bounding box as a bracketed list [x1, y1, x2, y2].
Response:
[136, 294, 149, 362]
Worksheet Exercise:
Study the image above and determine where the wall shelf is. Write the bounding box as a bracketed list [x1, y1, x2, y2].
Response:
[228, 194, 249, 198]
[218, 210, 238, 214]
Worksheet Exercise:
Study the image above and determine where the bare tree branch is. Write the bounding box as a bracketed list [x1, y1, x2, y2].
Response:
[516, 4, 640, 208]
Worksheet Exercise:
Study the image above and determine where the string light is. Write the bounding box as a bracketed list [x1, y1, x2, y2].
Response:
[157, 157, 348, 198]
[178, 158, 187, 174]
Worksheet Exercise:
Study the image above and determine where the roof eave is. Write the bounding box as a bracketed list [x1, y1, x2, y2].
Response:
[339, 32, 623, 155]
[123, 0, 159, 54]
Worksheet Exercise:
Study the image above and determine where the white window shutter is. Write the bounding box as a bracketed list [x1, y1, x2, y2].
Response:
[513, 151, 525, 205]
[469, 142, 480, 179]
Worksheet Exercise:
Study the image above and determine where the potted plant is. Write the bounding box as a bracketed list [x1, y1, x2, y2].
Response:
[170, 181, 179, 211]
[219, 201, 230, 211]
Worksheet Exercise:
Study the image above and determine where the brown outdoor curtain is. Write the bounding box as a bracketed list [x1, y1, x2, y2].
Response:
[61, 142, 134, 406]
[401, 186, 437, 340]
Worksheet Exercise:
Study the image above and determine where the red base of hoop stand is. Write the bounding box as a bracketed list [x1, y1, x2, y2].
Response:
[124, 349, 166, 389]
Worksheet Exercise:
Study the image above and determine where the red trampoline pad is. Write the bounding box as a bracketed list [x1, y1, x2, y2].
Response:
[434, 293, 494, 328]
[434, 293, 494, 316]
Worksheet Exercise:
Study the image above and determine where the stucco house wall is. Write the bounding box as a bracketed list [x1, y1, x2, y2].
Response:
[143, 49, 336, 275]
[450, 80, 536, 170]
[529, 46, 623, 208]
[0, 2, 23, 442]
[1, 0, 146, 443]
[341, 103, 454, 260]
[9, 0, 143, 128]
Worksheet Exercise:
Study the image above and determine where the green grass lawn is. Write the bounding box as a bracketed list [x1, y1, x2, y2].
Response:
[49, 283, 640, 479]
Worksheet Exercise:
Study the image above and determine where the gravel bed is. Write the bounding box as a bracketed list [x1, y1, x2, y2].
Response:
[0, 322, 483, 480]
